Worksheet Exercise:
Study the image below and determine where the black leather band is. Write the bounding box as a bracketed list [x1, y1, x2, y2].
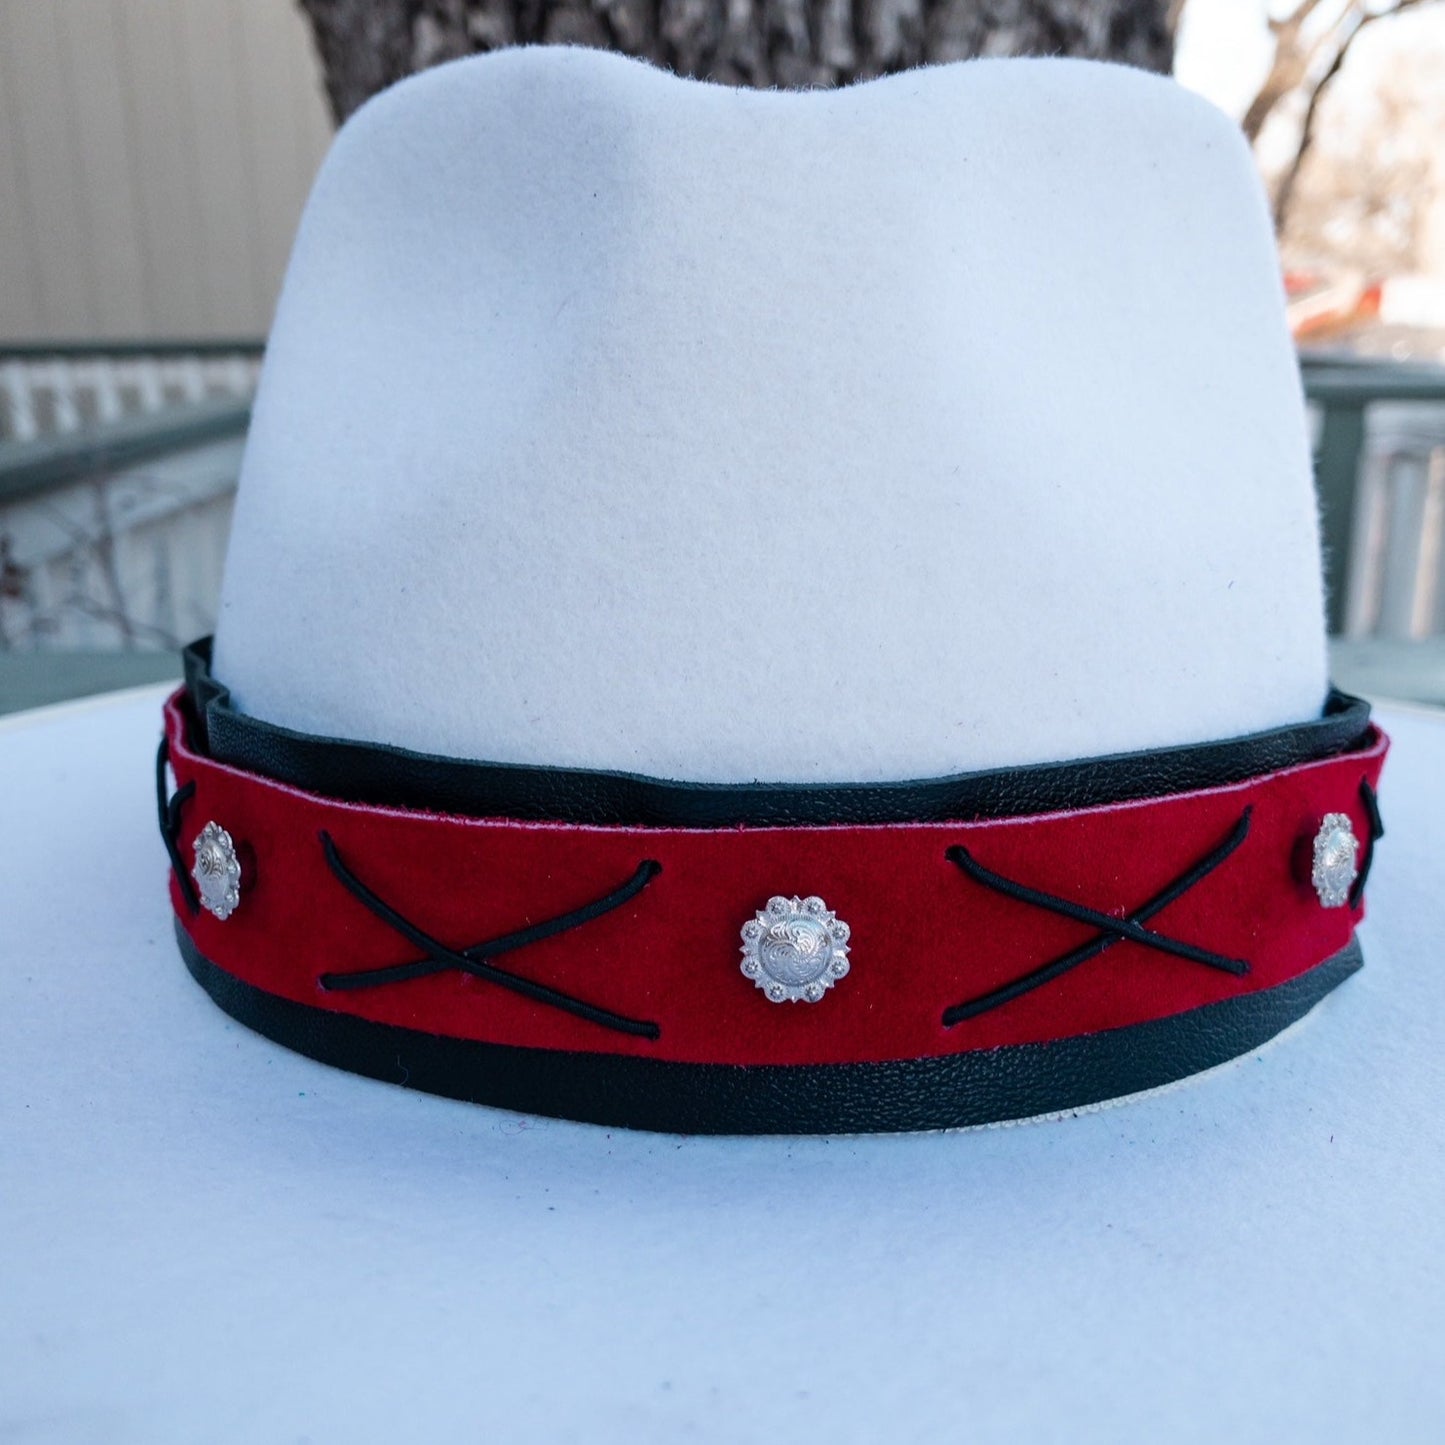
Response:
[182, 637, 1374, 828]
[177, 921, 1363, 1134]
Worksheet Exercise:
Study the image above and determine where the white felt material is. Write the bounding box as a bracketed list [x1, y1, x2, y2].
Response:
[3, 689, 1442, 1441]
[215, 47, 1326, 782]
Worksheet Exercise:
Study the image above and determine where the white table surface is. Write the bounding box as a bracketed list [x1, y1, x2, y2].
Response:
[3, 686, 1442, 1444]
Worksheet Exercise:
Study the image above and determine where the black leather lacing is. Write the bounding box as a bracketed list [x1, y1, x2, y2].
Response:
[942, 808, 1253, 1026]
[155, 736, 200, 915]
[1351, 777, 1384, 909]
[317, 830, 662, 1041]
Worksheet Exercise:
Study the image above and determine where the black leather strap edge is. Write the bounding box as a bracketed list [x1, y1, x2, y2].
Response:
[176, 921, 1362, 1135]
[180, 637, 1374, 828]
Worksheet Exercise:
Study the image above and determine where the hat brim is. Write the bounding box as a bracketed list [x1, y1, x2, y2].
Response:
[3, 684, 1441, 1437]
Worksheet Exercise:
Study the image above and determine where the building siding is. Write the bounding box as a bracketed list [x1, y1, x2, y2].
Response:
[0, 0, 333, 342]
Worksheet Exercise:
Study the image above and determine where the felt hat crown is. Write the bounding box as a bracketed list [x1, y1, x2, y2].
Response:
[159, 47, 1386, 1133]
[215, 44, 1325, 779]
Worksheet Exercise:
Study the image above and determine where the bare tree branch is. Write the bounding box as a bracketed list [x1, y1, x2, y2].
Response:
[1241, 0, 1343, 143]
[1271, 0, 1432, 232]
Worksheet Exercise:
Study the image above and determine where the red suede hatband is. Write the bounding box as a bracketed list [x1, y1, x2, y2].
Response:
[163, 689, 1387, 1069]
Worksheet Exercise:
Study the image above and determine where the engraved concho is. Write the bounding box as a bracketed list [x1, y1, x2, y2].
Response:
[192, 820, 242, 921]
[740, 895, 851, 1004]
[1311, 812, 1359, 909]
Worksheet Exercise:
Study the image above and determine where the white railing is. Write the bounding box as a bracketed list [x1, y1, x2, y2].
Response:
[1303, 358, 1445, 640]
[0, 439, 242, 651]
[1340, 404, 1445, 639]
[1, 350, 1442, 661]
[0, 346, 258, 652]
[0, 346, 260, 444]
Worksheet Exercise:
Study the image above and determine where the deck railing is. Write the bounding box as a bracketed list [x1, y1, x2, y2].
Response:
[0, 344, 257, 655]
[0, 345, 1442, 664]
[0, 342, 261, 444]
[1304, 355, 1445, 639]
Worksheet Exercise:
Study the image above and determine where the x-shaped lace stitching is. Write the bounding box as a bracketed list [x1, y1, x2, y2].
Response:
[943, 808, 1252, 1026]
[318, 830, 662, 1040]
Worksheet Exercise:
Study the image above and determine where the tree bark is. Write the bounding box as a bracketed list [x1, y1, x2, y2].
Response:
[299, 0, 1180, 124]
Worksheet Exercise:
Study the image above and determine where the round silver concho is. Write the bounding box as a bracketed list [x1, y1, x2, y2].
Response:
[1311, 812, 1360, 909]
[740, 895, 851, 1004]
[192, 820, 242, 921]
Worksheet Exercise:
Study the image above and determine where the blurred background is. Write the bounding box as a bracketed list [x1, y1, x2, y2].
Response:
[1, 0, 1443, 712]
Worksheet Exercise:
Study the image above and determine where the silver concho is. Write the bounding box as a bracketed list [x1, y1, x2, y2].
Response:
[1311, 812, 1359, 909]
[740, 895, 851, 1004]
[192, 820, 242, 920]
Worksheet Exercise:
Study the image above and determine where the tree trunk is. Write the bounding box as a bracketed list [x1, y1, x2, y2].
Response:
[299, 0, 1180, 124]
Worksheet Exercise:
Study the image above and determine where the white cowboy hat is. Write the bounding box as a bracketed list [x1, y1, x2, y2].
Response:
[5, 47, 1439, 1438]
[158, 42, 1381, 1132]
